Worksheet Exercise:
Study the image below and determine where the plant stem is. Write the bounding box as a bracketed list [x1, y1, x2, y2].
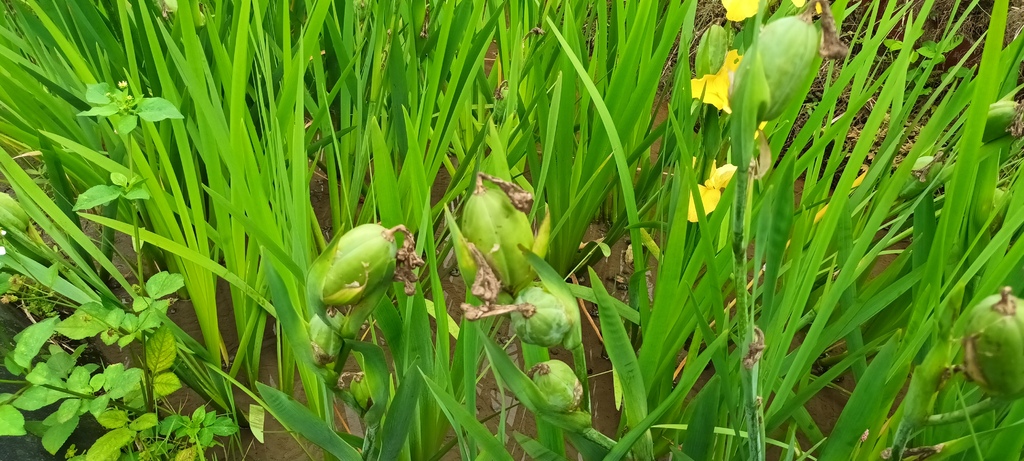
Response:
[581, 427, 617, 450]
[925, 398, 1005, 426]
[571, 344, 591, 412]
[889, 338, 953, 460]
[733, 161, 765, 461]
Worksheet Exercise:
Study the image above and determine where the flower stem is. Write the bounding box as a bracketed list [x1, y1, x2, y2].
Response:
[925, 398, 1005, 426]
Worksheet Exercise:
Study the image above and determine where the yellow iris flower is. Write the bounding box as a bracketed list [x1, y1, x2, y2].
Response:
[725, 0, 821, 22]
[691, 50, 743, 113]
[688, 161, 738, 223]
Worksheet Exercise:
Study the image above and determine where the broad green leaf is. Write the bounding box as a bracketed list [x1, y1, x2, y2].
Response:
[26, 362, 58, 385]
[86, 427, 135, 461]
[0, 405, 26, 436]
[152, 372, 181, 397]
[129, 413, 158, 431]
[88, 396, 109, 417]
[42, 415, 79, 454]
[104, 366, 142, 399]
[109, 172, 129, 188]
[256, 383, 361, 461]
[13, 386, 63, 411]
[145, 272, 184, 299]
[249, 405, 265, 443]
[145, 326, 176, 373]
[84, 83, 112, 105]
[57, 309, 108, 340]
[136, 98, 183, 122]
[45, 350, 76, 378]
[13, 317, 58, 369]
[207, 417, 237, 436]
[97, 409, 129, 429]
[52, 398, 82, 424]
[115, 115, 137, 134]
[78, 104, 118, 117]
[122, 185, 151, 201]
[66, 367, 93, 394]
[72, 185, 121, 211]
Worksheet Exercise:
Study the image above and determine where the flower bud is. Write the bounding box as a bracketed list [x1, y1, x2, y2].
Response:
[530, 360, 582, 413]
[0, 193, 30, 233]
[983, 100, 1019, 144]
[461, 174, 537, 293]
[733, 16, 820, 121]
[963, 288, 1024, 397]
[991, 188, 1010, 232]
[309, 314, 341, 366]
[898, 156, 943, 199]
[511, 283, 580, 349]
[695, 25, 728, 78]
[349, 373, 371, 410]
[307, 224, 398, 306]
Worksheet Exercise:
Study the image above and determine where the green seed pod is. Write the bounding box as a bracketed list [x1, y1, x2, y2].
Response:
[307, 224, 398, 307]
[695, 25, 728, 78]
[740, 16, 821, 121]
[991, 188, 1010, 232]
[512, 283, 578, 349]
[530, 360, 582, 413]
[0, 193, 29, 233]
[983, 100, 1018, 144]
[461, 175, 536, 293]
[898, 156, 942, 200]
[349, 373, 371, 410]
[309, 314, 341, 366]
[963, 288, 1024, 397]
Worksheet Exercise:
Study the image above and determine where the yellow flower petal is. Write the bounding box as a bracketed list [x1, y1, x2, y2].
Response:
[852, 171, 867, 188]
[753, 121, 769, 139]
[707, 162, 738, 190]
[723, 0, 759, 21]
[793, 0, 822, 12]
[723, 50, 743, 72]
[814, 205, 828, 223]
[688, 185, 722, 222]
[691, 70, 733, 113]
